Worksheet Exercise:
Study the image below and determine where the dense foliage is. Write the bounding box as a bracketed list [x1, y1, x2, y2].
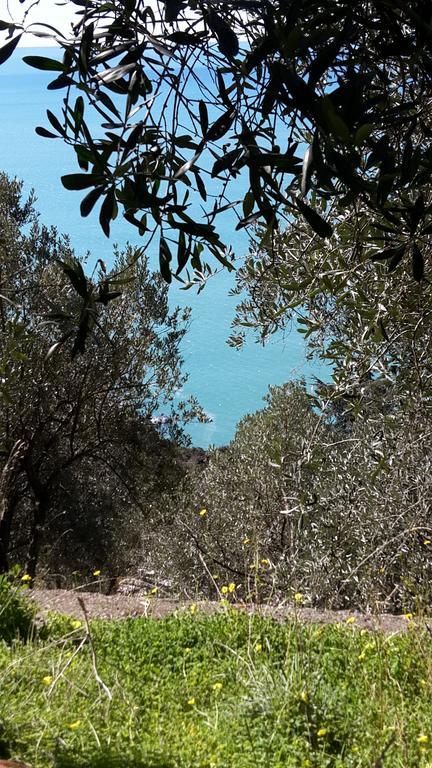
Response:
[144, 378, 432, 611]
[0, 173, 199, 581]
[1, 1, 431, 292]
[0, 3, 431, 613]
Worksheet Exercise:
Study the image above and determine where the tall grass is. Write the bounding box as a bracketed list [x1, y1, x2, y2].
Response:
[1, 608, 431, 767]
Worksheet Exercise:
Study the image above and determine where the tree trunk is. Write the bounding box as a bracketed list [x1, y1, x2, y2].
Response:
[25, 488, 50, 582]
[0, 439, 27, 573]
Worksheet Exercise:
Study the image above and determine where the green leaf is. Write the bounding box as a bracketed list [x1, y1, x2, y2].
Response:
[301, 145, 313, 196]
[35, 126, 58, 139]
[321, 96, 351, 142]
[80, 186, 105, 217]
[176, 231, 188, 276]
[296, 198, 333, 238]
[74, 96, 85, 138]
[217, 70, 233, 109]
[97, 90, 122, 120]
[22, 55, 66, 72]
[47, 74, 74, 90]
[236, 212, 261, 230]
[99, 187, 117, 237]
[45, 335, 72, 362]
[195, 170, 207, 201]
[160, 236, 173, 283]
[0, 34, 21, 66]
[198, 101, 208, 138]
[46, 110, 65, 136]
[206, 108, 236, 143]
[59, 258, 88, 299]
[354, 123, 374, 145]
[242, 190, 254, 218]
[412, 243, 424, 281]
[62, 174, 106, 190]
[371, 244, 405, 263]
[388, 248, 405, 273]
[211, 149, 242, 177]
[206, 11, 239, 57]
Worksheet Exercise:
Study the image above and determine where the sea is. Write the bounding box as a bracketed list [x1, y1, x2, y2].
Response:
[0, 48, 326, 447]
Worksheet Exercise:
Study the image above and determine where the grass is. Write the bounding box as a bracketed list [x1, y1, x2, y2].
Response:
[1, 607, 432, 767]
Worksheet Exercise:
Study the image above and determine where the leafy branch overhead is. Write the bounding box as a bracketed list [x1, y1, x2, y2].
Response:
[1, 0, 432, 286]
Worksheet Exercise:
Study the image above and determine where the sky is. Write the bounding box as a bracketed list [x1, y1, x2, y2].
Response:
[4, 1, 78, 46]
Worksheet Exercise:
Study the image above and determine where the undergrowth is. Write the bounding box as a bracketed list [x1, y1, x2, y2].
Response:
[0, 609, 431, 767]
[0, 568, 36, 644]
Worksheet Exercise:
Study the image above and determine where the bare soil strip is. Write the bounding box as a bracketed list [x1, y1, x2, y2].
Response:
[28, 588, 414, 634]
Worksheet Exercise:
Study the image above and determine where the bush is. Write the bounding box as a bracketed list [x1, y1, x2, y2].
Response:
[0, 569, 36, 643]
[139, 380, 432, 612]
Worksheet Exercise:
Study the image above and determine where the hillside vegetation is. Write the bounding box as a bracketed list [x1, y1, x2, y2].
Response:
[1, 579, 431, 768]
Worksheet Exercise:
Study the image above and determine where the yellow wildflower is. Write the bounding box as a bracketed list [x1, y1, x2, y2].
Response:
[198, 508, 207, 517]
[417, 734, 429, 744]
[21, 574, 31, 582]
[212, 682, 223, 691]
[150, 586, 158, 594]
[228, 582, 235, 593]
[70, 619, 82, 630]
[346, 616, 356, 624]
[92, 569, 101, 576]
[255, 642, 262, 652]
[260, 558, 269, 565]
[221, 585, 229, 595]
[317, 728, 327, 738]
[67, 721, 81, 730]
[243, 537, 250, 545]
[404, 613, 413, 620]
[187, 697, 195, 706]
[189, 603, 197, 614]
[294, 592, 303, 603]
[42, 675, 53, 686]
[300, 690, 308, 703]
[423, 540, 431, 545]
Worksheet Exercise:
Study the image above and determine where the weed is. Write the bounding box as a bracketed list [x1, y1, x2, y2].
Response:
[1, 610, 432, 766]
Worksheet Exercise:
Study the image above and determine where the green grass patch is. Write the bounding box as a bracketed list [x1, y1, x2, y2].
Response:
[1, 610, 432, 767]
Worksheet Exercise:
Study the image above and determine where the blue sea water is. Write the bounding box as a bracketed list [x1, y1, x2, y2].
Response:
[0, 48, 325, 447]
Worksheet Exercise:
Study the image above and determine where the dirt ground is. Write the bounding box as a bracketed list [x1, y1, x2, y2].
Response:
[28, 588, 417, 634]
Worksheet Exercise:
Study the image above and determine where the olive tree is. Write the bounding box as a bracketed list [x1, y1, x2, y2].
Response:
[0, 0, 431, 296]
[0, 173, 200, 579]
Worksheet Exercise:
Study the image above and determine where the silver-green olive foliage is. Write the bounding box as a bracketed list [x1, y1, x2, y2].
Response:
[1, 0, 432, 293]
[0, 173, 197, 576]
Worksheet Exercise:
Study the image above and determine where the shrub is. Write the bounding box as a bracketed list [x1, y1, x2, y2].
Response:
[0, 568, 36, 643]
[139, 380, 432, 612]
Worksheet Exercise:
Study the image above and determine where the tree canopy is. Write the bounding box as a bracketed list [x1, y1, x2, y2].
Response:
[0, 173, 200, 578]
[1, 0, 432, 290]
